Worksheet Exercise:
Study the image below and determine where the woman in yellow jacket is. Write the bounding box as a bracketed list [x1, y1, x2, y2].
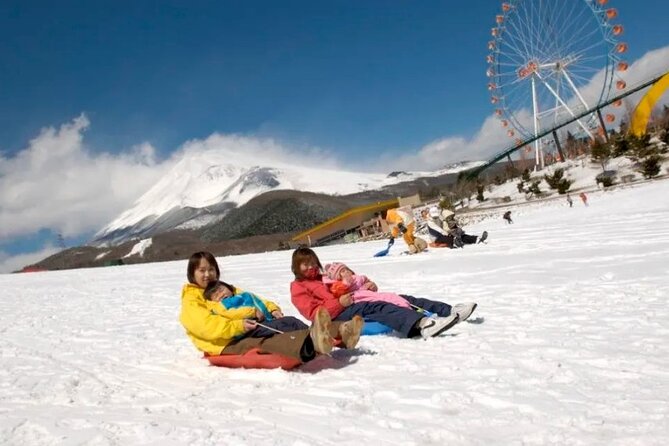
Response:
[382, 208, 427, 254]
[179, 251, 362, 363]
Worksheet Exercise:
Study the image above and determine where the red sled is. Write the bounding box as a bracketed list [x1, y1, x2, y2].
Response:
[429, 242, 450, 248]
[204, 348, 301, 370]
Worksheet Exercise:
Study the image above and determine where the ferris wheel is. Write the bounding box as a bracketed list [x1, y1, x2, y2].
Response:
[487, 0, 628, 168]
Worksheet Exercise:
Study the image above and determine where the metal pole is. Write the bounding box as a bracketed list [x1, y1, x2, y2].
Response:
[531, 76, 542, 170]
[506, 154, 515, 169]
[552, 130, 565, 162]
[596, 109, 610, 142]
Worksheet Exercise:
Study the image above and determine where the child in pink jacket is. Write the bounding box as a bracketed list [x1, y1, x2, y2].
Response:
[323, 262, 411, 309]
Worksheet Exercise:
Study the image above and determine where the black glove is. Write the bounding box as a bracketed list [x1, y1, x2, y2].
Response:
[388, 237, 395, 246]
[397, 222, 407, 234]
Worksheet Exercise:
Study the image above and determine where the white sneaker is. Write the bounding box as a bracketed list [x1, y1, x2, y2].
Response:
[452, 302, 477, 322]
[419, 314, 459, 339]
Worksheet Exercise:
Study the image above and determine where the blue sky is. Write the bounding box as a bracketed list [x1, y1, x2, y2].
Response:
[1, 0, 668, 271]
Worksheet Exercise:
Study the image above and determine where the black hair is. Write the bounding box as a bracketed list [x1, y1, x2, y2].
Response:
[186, 251, 220, 284]
[203, 280, 235, 300]
[291, 247, 323, 278]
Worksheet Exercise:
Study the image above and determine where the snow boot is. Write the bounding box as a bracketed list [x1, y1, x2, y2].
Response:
[419, 314, 459, 339]
[310, 308, 334, 355]
[339, 315, 364, 349]
[477, 231, 488, 244]
[414, 237, 428, 253]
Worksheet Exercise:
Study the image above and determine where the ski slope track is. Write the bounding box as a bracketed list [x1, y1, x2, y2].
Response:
[1, 180, 668, 445]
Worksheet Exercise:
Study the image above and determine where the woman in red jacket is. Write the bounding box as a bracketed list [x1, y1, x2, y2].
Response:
[290, 248, 477, 339]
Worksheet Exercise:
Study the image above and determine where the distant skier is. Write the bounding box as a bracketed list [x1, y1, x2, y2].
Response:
[503, 210, 513, 224]
[579, 192, 589, 207]
[566, 194, 573, 208]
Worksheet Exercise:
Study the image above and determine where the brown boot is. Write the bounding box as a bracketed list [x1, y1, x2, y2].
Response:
[338, 315, 364, 349]
[310, 308, 334, 355]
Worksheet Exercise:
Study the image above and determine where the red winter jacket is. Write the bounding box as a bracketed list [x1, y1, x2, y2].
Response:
[290, 277, 346, 321]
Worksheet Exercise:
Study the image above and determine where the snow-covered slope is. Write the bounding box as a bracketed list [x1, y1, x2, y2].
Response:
[93, 143, 483, 245]
[2, 179, 668, 444]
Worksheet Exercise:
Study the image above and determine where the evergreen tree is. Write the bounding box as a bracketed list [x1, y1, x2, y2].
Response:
[590, 138, 611, 171]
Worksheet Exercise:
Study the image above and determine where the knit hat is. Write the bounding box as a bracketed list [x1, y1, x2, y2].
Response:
[324, 262, 350, 281]
[440, 209, 455, 220]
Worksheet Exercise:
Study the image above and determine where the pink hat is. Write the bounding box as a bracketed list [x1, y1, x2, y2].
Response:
[324, 262, 350, 280]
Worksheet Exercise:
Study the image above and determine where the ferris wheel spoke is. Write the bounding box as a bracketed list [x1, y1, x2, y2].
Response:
[498, 38, 531, 65]
[561, 26, 603, 58]
[502, 16, 534, 61]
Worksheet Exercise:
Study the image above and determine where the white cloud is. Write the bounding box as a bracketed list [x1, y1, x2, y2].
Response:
[0, 115, 174, 241]
[176, 132, 341, 170]
[0, 245, 60, 274]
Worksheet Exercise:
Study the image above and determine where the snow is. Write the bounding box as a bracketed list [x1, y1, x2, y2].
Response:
[94, 251, 110, 260]
[123, 238, 153, 258]
[2, 179, 669, 445]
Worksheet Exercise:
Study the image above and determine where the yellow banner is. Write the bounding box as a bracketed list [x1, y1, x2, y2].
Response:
[630, 72, 669, 136]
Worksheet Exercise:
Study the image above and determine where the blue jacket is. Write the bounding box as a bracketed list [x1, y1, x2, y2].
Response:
[220, 291, 274, 322]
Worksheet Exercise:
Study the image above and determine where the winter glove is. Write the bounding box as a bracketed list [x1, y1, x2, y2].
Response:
[397, 222, 407, 234]
[388, 237, 395, 246]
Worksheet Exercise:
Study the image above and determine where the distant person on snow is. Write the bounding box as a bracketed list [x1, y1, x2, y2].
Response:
[503, 210, 513, 224]
[567, 194, 574, 208]
[579, 192, 589, 206]
[439, 208, 488, 248]
[381, 207, 428, 254]
[290, 247, 478, 339]
[322, 262, 411, 308]
[420, 208, 452, 247]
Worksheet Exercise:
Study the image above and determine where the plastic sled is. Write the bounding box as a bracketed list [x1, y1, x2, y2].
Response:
[204, 348, 301, 370]
[362, 320, 393, 335]
[373, 239, 395, 257]
[429, 242, 450, 248]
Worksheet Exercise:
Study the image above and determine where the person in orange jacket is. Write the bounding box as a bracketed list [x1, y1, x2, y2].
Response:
[381, 207, 428, 254]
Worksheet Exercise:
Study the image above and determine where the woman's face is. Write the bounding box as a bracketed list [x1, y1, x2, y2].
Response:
[193, 258, 218, 288]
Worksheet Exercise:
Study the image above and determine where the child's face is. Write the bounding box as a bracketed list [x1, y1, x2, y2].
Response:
[338, 267, 353, 282]
[299, 259, 319, 274]
[194, 258, 218, 288]
[299, 257, 321, 279]
[209, 285, 233, 302]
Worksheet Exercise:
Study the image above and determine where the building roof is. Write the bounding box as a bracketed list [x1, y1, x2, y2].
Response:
[291, 199, 399, 241]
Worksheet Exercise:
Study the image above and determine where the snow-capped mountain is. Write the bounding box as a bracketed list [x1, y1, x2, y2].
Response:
[93, 145, 483, 246]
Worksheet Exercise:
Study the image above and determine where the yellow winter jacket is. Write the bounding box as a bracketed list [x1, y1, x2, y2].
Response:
[179, 283, 281, 355]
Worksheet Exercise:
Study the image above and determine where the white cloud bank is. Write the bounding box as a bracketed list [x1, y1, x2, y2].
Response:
[0, 115, 170, 241]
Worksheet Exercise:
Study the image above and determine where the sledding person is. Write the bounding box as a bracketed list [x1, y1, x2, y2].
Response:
[381, 207, 428, 254]
[179, 251, 364, 365]
[290, 247, 478, 339]
[503, 210, 513, 224]
[420, 207, 454, 247]
[439, 208, 488, 248]
[322, 262, 411, 308]
[566, 194, 573, 208]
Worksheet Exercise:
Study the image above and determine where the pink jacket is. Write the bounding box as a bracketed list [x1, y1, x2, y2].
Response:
[322, 275, 411, 309]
